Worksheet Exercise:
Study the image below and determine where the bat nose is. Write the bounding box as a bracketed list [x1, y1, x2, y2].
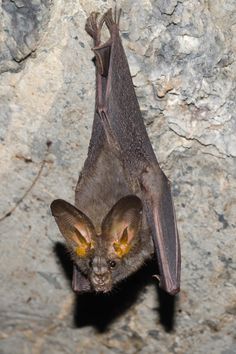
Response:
[93, 266, 108, 276]
[92, 256, 109, 276]
[91, 256, 112, 291]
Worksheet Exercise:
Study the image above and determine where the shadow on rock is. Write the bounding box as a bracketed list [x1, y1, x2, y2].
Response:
[157, 287, 178, 332]
[54, 242, 73, 284]
[54, 242, 177, 332]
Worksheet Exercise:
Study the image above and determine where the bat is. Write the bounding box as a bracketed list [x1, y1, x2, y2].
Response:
[51, 8, 181, 295]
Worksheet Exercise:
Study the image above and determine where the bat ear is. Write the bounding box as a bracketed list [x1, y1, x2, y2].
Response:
[50, 199, 95, 257]
[102, 195, 143, 258]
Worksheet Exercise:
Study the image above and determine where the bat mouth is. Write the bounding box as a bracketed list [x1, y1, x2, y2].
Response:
[91, 272, 112, 293]
[95, 285, 111, 293]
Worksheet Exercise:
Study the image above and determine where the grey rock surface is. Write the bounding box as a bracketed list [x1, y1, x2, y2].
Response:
[1, 0, 52, 73]
[0, 0, 235, 353]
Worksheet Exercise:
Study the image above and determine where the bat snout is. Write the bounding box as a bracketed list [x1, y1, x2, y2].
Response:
[91, 269, 112, 293]
[91, 274, 112, 293]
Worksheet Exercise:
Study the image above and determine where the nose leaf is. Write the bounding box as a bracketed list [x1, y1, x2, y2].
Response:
[91, 256, 111, 291]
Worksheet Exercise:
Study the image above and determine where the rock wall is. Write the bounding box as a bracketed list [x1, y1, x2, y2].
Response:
[0, 1, 235, 353]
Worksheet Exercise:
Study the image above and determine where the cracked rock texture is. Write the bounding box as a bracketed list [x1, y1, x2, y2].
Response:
[0, 0, 235, 353]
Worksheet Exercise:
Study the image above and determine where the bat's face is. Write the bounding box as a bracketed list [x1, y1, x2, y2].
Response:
[87, 253, 114, 292]
[51, 195, 144, 293]
[75, 239, 119, 293]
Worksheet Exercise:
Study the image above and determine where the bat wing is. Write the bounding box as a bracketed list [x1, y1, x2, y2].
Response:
[141, 166, 180, 295]
[72, 264, 92, 293]
[89, 9, 181, 295]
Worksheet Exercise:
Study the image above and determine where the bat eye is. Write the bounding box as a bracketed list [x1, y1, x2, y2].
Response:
[108, 260, 116, 268]
[88, 260, 93, 268]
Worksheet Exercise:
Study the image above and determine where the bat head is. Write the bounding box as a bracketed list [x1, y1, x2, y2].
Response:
[51, 195, 143, 293]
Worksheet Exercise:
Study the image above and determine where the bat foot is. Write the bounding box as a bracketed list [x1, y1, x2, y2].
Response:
[85, 12, 101, 45]
[101, 8, 121, 32]
[87, 7, 121, 40]
[86, 8, 121, 48]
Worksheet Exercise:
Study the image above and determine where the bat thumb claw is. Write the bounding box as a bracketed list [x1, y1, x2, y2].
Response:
[152, 274, 160, 282]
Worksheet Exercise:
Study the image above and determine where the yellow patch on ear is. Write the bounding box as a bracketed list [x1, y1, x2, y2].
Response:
[113, 241, 131, 258]
[75, 242, 91, 257]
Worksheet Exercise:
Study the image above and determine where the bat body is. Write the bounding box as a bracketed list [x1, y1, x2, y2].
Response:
[51, 9, 181, 295]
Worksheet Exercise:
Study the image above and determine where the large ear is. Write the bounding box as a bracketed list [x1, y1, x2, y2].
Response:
[102, 195, 143, 258]
[50, 199, 95, 257]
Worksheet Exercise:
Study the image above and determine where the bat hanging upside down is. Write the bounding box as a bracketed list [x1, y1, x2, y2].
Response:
[51, 8, 181, 296]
